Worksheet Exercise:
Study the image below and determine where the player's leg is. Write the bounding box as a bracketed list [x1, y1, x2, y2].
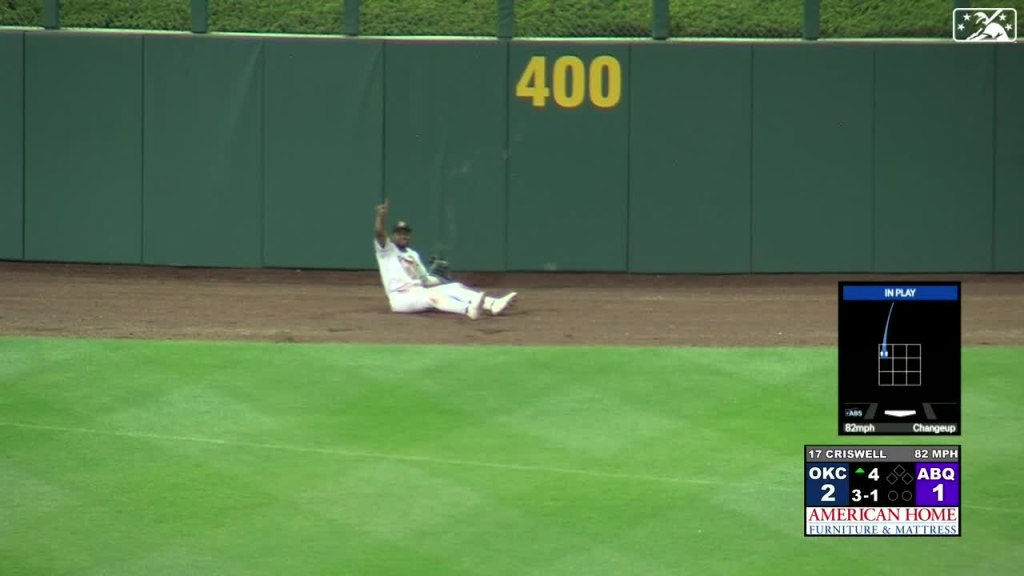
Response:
[440, 283, 517, 316]
[425, 284, 485, 319]
[485, 292, 517, 316]
[388, 288, 433, 313]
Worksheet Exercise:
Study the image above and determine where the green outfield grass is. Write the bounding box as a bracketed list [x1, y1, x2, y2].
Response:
[1, 336, 1021, 575]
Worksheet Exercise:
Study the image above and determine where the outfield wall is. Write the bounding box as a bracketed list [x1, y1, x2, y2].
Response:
[1, 29, 1021, 273]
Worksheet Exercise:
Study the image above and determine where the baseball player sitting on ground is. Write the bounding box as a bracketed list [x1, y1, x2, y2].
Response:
[374, 199, 517, 319]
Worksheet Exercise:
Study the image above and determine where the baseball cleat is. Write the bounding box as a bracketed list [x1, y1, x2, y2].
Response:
[490, 292, 517, 316]
[467, 292, 485, 320]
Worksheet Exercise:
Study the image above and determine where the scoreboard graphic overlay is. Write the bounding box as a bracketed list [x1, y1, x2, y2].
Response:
[838, 282, 961, 435]
[805, 445, 961, 537]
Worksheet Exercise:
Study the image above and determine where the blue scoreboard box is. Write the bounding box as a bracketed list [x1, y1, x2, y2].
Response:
[805, 445, 961, 537]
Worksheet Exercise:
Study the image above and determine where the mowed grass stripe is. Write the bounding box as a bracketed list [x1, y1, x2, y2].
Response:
[1, 337, 1022, 576]
[0, 420, 708, 485]
[5, 419, 1020, 514]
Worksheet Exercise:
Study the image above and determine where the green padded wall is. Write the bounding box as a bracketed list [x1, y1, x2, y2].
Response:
[9, 35, 1017, 274]
[24, 32, 142, 263]
[508, 42, 629, 272]
[751, 44, 873, 272]
[873, 44, 994, 272]
[384, 41, 507, 272]
[263, 39, 383, 270]
[629, 43, 751, 273]
[995, 44, 1024, 271]
[143, 36, 263, 267]
[0, 31, 23, 260]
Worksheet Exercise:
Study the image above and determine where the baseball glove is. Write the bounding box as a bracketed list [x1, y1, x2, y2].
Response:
[428, 255, 453, 283]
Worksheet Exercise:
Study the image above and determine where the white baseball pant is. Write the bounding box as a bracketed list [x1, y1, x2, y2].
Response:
[388, 283, 483, 316]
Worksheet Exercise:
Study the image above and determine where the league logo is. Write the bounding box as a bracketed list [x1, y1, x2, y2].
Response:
[953, 8, 1017, 42]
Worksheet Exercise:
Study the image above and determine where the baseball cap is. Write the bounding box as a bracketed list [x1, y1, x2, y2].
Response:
[393, 221, 412, 233]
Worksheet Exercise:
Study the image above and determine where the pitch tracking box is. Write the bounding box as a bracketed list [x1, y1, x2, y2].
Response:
[804, 445, 961, 537]
[838, 282, 961, 435]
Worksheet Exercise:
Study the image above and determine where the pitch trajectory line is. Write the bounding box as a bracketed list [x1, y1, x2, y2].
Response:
[881, 301, 895, 358]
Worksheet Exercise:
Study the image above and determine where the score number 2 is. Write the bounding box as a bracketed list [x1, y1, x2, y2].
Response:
[820, 484, 836, 502]
[516, 55, 621, 109]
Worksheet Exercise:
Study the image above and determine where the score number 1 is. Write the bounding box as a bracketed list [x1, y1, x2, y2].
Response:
[516, 55, 622, 109]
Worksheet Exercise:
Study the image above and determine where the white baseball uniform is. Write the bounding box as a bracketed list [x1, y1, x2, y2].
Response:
[374, 238, 484, 316]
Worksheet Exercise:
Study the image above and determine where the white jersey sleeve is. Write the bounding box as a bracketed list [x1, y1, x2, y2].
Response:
[374, 238, 426, 294]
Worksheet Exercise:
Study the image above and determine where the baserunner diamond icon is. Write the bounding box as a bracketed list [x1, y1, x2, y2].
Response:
[953, 8, 1017, 42]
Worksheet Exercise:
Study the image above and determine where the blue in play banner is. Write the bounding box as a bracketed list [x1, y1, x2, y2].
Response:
[842, 286, 959, 301]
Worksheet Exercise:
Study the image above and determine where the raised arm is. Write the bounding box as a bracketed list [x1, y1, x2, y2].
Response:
[374, 199, 389, 249]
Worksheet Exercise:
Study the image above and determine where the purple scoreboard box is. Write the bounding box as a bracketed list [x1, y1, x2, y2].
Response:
[805, 445, 961, 537]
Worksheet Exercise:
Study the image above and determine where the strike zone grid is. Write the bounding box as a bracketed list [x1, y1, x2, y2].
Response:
[878, 344, 922, 386]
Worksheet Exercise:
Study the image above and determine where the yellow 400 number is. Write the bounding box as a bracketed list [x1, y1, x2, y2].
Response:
[516, 55, 621, 109]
